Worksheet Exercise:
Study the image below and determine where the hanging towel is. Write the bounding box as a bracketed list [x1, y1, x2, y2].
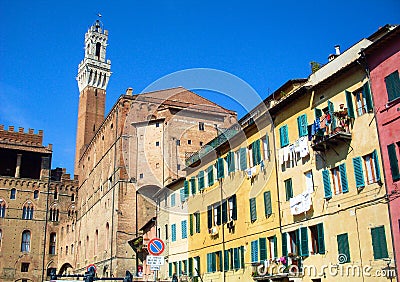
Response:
[299, 136, 309, 158]
[283, 146, 290, 162]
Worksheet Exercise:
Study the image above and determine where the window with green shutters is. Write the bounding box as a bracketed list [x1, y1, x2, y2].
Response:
[251, 240, 259, 263]
[297, 114, 308, 137]
[171, 224, 176, 242]
[184, 180, 189, 198]
[387, 143, 400, 181]
[282, 232, 288, 257]
[198, 171, 205, 191]
[322, 169, 332, 199]
[207, 206, 213, 229]
[226, 151, 235, 173]
[353, 157, 365, 188]
[345, 90, 355, 118]
[339, 163, 349, 193]
[371, 226, 389, 259]
[337, 233, 351, 263]
[207, 165, 214, 186]
[221, 200, 228, 224]
[259, 237, 267, 261]
[207, 253, 217, 272]
[316, 223, 325, 254]
[233, 248, 240, 269]
[239, 147, 247, 170]
[284, 178, 293, 201]
[195, 212, 200, 233]
[252, 139, 262, 165]
[264, 191, 272, 217]
[189, 214, 194, 236]
[224, 249, 230, 271]
[279, 125, 289, 148]
[363, 82, 373, 112]
[169, 262, 173, 277]
[300, 227, 309, 257]
[171, 193, 176, 207]
[190, 177, 196, 195]
[230, 195, 237, 220]
[181, 220, 187, 239]
[268, 236, 278, 259]
[384, 70, 400, 101]
[249, 198, 257, 222]
[240, 246, 245, 269]
[217, 158, 225, 179]
[188, 257, 193, 277]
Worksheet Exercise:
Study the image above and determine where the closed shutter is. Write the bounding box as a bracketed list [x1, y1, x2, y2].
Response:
[297, 114, 308, 137]
[251, 240, 259, 263]
[227, 151, 235, 173]
[328, 100, 336, 130]
[195, 213, 200, 233]
[345, 90, 355, 118]
[171, 224, 176, 242]
[207, 206, 213, 229]
[231, 195, 237, 220]
[371, 226, 389, 259]
[184, 180, 189, 198]
[217, 158, 225, 179]
[337, 233, 350, 263]
[300, 227, 309, 257]
[282, 232, 288, 257]
[188, 257, 193, 277]
[339, 163, 349, 193]
[279, 125, 289, 148]
[240, 246, 245, 269]
[322, 170, 332, 199]
[353, 157, 365, 188]
[211, 253, 216, 272]
[216, 204, 221, 226]
[264, 191, 272, 217]
[385, 70, 400, 101]
[182, 220, 187, 239]
[363, 82, 373, 112]
[169, 262, 172, 277]
[180, 189, 185, 202]
[222, 200, 228, 224]
[190, 177, 196, 195]
[171, 194, 176, 207]
[207, 253, 211, 273]
[259, 237, 267, 261]
[178, 261, 182, 276]
[239, 148, 247, 170]
[372, 149, 381, 182]
[387, 143, 400, 181]
[233, 248, 239, 269]
[252, 139, 262, 165]
[224, 249, 230, 271]
[250, 198, 257, 222]
[198, 171, 205, 191]
[208, 165, 214, 186]
[189, 214, 194, 236]
[317, 223, 325, 254]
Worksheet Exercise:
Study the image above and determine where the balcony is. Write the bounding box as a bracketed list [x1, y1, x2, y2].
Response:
[311, 110, 352, 152]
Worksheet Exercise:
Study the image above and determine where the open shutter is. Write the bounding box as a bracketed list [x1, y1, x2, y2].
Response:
[317, 223, 325, 254]
[297, 114, 308, 137]
[207, 206, 213, 229]
[208, 165, 214, 186]
[169, 263, 172, 277]
[251, 240, 259, 262]
[252, 139, 261, 165]
[371, 226, 389, 259]
[337, 233, 350, 263]
[224, 249, 230, 271]
[339, 163, 348, 193]
[345, 90, 355, 118]
[216, 204, 221, 226]
[322, 170, 332, 199]
[196, 213, 200, 233]
[239, 148, 247, 170]
[264, 191, 272, 217]
[363, 82, 373, 112]
[233, 248, 239, 269]
[240, 246, 245, 269]
[222, 200, 228, 224]
[188, 257, 193, 277]
[388, 144, 400, 181]
[353, 157, 365, 188]
[285, 178, 293, 201]
[328, 100, 336, 130]
[231, 195, 237, 220]
[273, 236, 278, 259]
[250, 198, 257, 222]
[198, 171, 205, 191]
[279, 125, 289, 148]
[385, 70, 400, 101]
[189, 214, 194, 236]
[190, 177, 196, 195]
[282, 233, 288, 265]
[217, 158, 225, 179]
[227, 152, 235, 173]
[372, 149, 381, 182]
[184, 180, 189, 198]
[300, 227, 309, 257]
[259, 237, 267, 261]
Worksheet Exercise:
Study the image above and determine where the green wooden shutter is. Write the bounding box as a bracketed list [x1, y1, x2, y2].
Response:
[315, 108, 323, 119]
[231, 195, 237, 220]
[212, 253, 217, 272]
[353, 157, 365, 188]
[297, 114, 308, 137]
[337, 233, 350, 263]
[198, 171, 205, 191]
[208, 165, 214, 186]
[279, 125, 289, 148]
[184, 180, 189, 198]
[285, 178, 293, 201]
[171, 194, 176, 207]
[282, 232, 288, 257]
[239, 148, 247, 170]
[217, 251, 223, 272]
[259, 237, 267, 261]
[216, 204, 221, 226]
[222, 200, 228, 224]
[273, 236, 278, 259]
[300, 227, 309, 257]
[251, 240, 259, 262]
[180, 188, 185, 202]
[345, 90, 355, 118]
[228, 151, 235, 173]
[363, 82, 373, 112]
[322, 170, 332, 199]
[217, 158, 224, 179]
[207, 253, 211, 273]
[178, 261, 182, 275]
[207, 206, 212, 229]
[252, 139, 261, 165]
[339, 163, 348, 193]
[387, 143, 400, 181]
[224, 249, 230, 271]
[188, 257, 193, 277]
[190, 177, 196, 195]
[182, 220, 187, 239]
[233, 248, 239, 269]
[240, 246, 245, 269]
[328, 100, 336, 130]
[189, 214, 194, 236]
[195, 256, 200, 276]
[372, 149, 381, 182]
[264, 191, 272, 217]
[371, 226, 389, 259]
[169, 262, 173, 277]
[250, 198, 257, 222]
[317, 223, 325, 254]
[195, 213, 200, 233]
[385, 70, 400, 101]
[171, 224, 176, 242]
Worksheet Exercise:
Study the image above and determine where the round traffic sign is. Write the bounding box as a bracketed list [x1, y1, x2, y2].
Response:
[148, 238, 165, 256]
[87, 263, 97, 273]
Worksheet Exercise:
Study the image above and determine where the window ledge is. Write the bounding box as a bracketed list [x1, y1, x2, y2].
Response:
[381, 96, 400, 112]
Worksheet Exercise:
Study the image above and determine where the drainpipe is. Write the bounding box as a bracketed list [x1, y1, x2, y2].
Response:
[359, 50, 398, 280]
[41, 155, 52, 281]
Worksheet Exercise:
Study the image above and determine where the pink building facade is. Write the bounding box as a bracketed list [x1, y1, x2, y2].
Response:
[364, 25, 400, 279]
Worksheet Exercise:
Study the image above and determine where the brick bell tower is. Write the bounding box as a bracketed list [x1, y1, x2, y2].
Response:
[75, 19, 111, 174]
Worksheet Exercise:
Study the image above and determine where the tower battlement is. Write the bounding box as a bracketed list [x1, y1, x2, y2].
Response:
[0, 124, 52, 150]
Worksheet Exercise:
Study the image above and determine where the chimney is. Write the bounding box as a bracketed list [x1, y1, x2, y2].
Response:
[125, 87, 133, 96]
[335, 45, 341, 55]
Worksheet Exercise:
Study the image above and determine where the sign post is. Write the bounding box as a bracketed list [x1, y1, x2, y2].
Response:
[147, 238, 165, 282]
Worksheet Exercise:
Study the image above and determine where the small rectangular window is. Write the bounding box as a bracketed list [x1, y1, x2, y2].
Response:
[284, 178, 293, 201]
[188, 140, 192, 145]
[139, 173, 144, 179]
[177, 164, 181, 171]
[384, 70, 400, 101]
[156, 122, 160, 127]
[21, 263, 29, 272]
[176, 140, 180, 146]
[156, 141, 160, 146]
[199, 122, 205, 131]
[353, 88, 367, 116]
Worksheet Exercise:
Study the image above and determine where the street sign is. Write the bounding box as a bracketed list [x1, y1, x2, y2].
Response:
[86, 264, 97, 273]
[148, 238, 165, 256]
[150, 265, 160, 271]
[146, 255, 165, 266]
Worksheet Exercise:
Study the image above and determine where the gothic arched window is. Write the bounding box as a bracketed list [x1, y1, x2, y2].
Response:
[22, 202, 34, 220]
[0, 199, 6, 218]
[21, 230, 31, 252]
[49, 233, 56, 255]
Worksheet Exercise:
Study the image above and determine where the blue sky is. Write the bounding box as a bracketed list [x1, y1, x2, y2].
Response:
[0, 0, 399, 174]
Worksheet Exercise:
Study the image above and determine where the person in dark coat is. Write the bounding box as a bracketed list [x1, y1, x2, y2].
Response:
[172, 273, 178, 282]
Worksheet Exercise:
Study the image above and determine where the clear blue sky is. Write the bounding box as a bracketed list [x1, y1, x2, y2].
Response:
[0, 0, 399, 175]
